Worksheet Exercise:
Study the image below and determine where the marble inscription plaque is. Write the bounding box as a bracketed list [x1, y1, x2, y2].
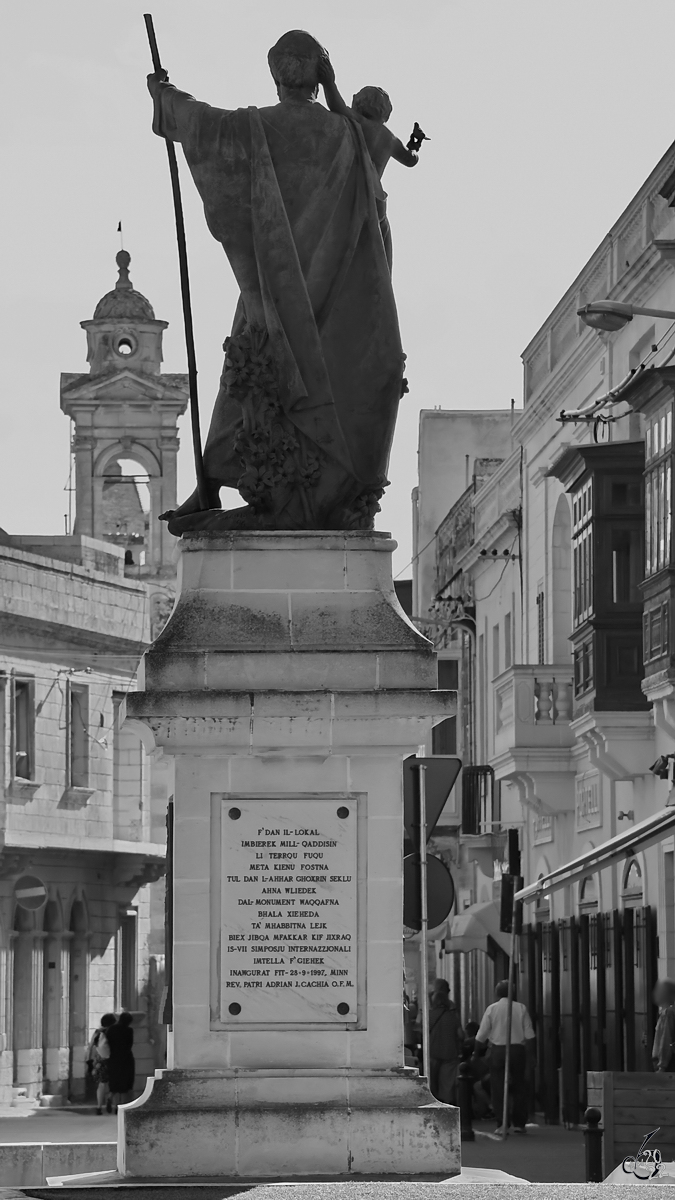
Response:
[220, 797, 358, 1023]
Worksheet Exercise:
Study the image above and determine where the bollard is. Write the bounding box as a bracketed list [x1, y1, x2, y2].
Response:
[584, 1106, 603, 1182]
[458, 1060, 475, 1142]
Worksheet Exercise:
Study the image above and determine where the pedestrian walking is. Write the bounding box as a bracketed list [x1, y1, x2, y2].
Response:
[474, 979, 535, 1134]
[428, 979, 464, 1104]
[86, 1012, 116, 1114]
[652, 978, 675, 1071]
[106, 1010, 135, 1110]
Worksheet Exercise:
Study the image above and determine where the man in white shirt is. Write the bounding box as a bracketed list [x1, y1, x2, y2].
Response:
[474, 979, 535, 1134]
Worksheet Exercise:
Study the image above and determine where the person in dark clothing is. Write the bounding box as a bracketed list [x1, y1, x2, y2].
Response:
[461, 1018, 492, 1118]
[428, 979, 464, 1104]
[653, 979, 675, 1071]
[106, 1011, 135, 1110]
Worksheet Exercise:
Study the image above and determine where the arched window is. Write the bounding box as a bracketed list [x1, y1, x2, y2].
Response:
[535, 874, 550, 923]
[579, 875, 598, 914]
[622, 857, 643, 909]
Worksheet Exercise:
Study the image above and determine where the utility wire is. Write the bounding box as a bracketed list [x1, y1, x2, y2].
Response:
[472, 535, 520, 602]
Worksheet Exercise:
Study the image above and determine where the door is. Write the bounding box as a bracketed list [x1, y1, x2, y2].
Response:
[633, 906, 657, 1071]
[603, 911, 623, 1070]
[559, 917, 581, 1125]
[540, 921, 560, 1122]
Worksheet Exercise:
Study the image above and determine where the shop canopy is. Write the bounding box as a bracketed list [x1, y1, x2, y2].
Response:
[516, 804, 675, 905]
[444, 899, 512, 955]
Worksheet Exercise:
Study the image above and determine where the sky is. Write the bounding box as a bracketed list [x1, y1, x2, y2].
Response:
[3, 0, 675, 574]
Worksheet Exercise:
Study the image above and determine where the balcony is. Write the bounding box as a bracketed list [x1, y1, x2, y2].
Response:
[459, 766, 506, 866]
[491, 666, 575, 809]
[494, 664, 574, 754]
[487, 667, 571, 816]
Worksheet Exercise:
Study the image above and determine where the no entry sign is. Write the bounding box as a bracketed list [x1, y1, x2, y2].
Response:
[14, 875, 48, 911]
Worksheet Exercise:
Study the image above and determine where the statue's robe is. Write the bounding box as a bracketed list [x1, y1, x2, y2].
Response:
[151, 83, 404, 529]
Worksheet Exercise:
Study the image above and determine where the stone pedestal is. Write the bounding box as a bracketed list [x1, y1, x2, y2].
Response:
[121, 531, 458, 1179]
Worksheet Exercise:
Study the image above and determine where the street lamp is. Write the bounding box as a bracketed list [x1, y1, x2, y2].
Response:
[578, 301, 675, 333]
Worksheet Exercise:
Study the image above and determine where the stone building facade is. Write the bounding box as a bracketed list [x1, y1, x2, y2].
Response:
[0, 531, 167, 1103]
[417, 136, 675, 1119]
[0, 253, 185, 1105]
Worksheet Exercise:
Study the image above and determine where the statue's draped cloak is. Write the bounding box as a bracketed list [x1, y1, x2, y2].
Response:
[153, 85, 404, 509]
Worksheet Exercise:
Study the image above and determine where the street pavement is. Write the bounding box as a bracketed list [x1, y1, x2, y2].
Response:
[3, 1184, 675, 1199]
[461, 1119, 586, 1183]
[0, 1107, 116, 1143]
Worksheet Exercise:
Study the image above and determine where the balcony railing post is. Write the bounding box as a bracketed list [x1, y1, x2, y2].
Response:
[555, 676, 572, 722]
[535, 676, 554, 724]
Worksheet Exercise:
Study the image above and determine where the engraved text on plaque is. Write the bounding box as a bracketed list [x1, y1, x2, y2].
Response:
[218, 796, 359, 1024]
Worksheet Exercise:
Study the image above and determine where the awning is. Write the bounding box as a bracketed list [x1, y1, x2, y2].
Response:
[443, 899, 511, 955]
[516, 804, 675, 905]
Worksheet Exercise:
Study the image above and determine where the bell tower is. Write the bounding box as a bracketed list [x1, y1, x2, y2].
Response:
[61, 251, 188, 631]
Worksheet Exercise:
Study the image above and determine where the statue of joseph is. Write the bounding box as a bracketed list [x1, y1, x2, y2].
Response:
[148, 30, 407, 532]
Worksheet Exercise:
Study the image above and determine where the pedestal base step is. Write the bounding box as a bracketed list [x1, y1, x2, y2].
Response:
[40, 1167, 530, 1192]
[121, 1103, 459, 1180]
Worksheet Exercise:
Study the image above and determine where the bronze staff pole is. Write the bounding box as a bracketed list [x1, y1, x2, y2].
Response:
[144, 13, 208, 512]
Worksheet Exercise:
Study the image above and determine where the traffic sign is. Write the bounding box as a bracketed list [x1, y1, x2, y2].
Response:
[403, 756, 462, 849]
[403, 853, 455, 931]
[14, 874, 48, 912]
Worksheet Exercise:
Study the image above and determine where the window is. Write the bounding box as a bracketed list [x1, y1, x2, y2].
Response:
[645, 601, 671, 663]
[579, 875, 598, 914]
[536, 588, 546, 663]
[622, 857, 643, 909]
[504, 612, 512, 670]
[612, 527, 642, 604]
[117, 908, 137, 1010]
[574, 639, 594, 697]
[572, 479, 593, 625]
[435, 662, 459, 761]
[437, 660, 459, 690]
[646, 402, 673, 576]
[492, 624, 500, 678]
[534, 874, 550, 923]
[13, 679, 34, 781]
[68, 684, 89, 788]
[432, 717, 457, 755]
[461, 766, 496, 834]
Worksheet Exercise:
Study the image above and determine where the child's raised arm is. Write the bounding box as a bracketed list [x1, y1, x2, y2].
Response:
[391, 138, 419, 168]
[318, 53, 352, 118]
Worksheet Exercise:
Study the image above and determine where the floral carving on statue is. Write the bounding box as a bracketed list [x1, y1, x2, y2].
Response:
[225, 328, 322, 523]
[343, 476, 390, 530]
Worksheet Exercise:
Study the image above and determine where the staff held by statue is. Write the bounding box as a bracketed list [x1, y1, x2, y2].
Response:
[143, 14, 208, 512]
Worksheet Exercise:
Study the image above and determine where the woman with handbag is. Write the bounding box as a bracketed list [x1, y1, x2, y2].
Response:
[86, 1012, 115, 1114]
